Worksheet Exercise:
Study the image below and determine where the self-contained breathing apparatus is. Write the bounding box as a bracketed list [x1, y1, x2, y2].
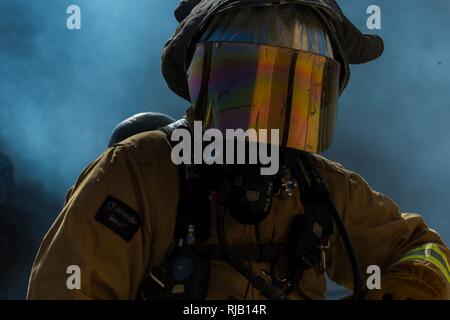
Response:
[138, 119, 363, 300]
[133, 0, 386, 301]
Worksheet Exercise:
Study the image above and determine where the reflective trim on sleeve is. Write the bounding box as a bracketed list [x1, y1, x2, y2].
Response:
[397, 243, 450, 283]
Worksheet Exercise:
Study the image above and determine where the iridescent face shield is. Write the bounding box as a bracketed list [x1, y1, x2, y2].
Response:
[187, 5, 341, 153]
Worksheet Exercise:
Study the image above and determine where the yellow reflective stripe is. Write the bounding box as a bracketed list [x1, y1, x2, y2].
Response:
[397, 243, 450, 283]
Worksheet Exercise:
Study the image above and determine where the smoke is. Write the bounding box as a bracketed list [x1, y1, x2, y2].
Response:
[0, 0, 185, 298]
[0, 0, 186, 195]
[0, 0, 449, 298]
[326, 0, 450, 238]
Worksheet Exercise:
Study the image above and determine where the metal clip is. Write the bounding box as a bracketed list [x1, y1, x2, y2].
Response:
[261, 269, 289, 290]
[318, 239, 331, 273]
[279, 179, 298, 197]
[261, 269, 272, 281]
[186, 224, 195, 245]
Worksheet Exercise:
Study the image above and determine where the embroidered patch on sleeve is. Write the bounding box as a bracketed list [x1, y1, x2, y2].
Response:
[95, 196, 142, 241]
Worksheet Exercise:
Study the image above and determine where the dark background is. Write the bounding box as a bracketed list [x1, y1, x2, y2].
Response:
[0, 0, 449, 299]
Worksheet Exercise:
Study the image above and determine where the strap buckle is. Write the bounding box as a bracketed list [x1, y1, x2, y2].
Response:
[319, 239, 331, 273]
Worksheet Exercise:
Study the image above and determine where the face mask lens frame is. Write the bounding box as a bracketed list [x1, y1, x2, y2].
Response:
[188, 42, 340, 153]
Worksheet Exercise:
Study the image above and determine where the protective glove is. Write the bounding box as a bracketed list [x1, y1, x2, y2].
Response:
[365, 260, 449, 300]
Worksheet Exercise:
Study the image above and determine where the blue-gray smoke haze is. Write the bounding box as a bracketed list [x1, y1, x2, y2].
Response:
[0, 0, 449, 298]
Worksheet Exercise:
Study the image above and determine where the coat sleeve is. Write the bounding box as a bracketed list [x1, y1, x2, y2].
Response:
[314, 155, 450, 299]
[27, 145, 153, 300]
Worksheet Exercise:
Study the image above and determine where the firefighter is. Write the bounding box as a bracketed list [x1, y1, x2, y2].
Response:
[28, 0, 450, 300]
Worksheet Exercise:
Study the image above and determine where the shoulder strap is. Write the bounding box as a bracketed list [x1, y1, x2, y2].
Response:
[159, 117, 189, 147]
[158, 118, 211, 243]
[294, 151, 363, 299]
[280, 150, 334, 296]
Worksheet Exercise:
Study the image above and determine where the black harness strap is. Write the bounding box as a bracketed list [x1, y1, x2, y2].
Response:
[150, 122, 361, 300]
[159, 118, 211, 243]
[194, 243, 286, 263]
[291, 150, 363, 299]
[280, 149, 334, 296]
